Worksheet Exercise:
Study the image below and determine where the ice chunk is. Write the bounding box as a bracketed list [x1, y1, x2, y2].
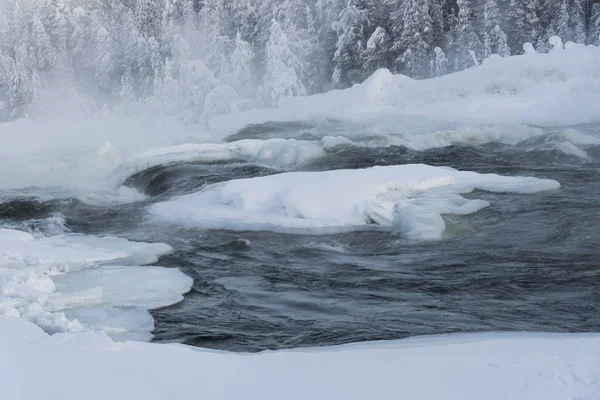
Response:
[52, 265, 193, 310]
[149, 164, 560, 240]
[0, 229, 188, 339]
[0, 229, 173, 274]
[50, 265, 193, 340]
[59, 306, 157, 342]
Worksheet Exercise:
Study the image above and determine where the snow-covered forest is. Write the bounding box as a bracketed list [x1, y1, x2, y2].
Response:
[1, 0, 600, 122]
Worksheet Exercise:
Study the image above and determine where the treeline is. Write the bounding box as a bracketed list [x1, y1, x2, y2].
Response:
[1, 0, 599, 121]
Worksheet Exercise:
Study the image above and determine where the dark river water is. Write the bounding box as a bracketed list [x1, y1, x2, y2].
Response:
[2, 121, 599, 352]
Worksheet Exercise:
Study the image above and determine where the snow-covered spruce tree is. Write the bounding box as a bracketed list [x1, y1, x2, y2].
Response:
[489, 25, 511, 56]
[590, 3, 600, 45]
[315, 0, 345, 89]
[274, 0, 323, 93]
[454, 0, 483, 71]
[570, 0, 587, 44]
[396, 0, 435, 78]
[505, 0, 540, 54]
[261, 19, 306, 106]
[361, 26, 391, 79]
[222, 0, 259, 41]
[221, 31, 256, 98]
[444, 7, 459, 70]
[483, 0, 510, 57]
[29, 16, 58, 72]
[555, 0, 573, 43]
[0, 53, 36, 121]
[429, 0, 445, 49]
[196, 0, 227, 73]
[304, 2, 329, 93]
[332, 1, 368, 88]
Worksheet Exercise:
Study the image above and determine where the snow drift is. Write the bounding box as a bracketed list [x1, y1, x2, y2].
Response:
[149, 164, 560, 240]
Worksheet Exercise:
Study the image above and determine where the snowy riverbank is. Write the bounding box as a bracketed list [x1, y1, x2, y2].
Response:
[2, 317, 599, 400]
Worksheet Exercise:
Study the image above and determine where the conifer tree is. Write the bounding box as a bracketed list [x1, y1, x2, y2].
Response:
[332, 1, 368, 88]
[454, 0, 483, 70]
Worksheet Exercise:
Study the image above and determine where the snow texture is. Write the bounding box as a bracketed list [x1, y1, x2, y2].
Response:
[1, 317, 598, 400]
[149, 164, 560, 240]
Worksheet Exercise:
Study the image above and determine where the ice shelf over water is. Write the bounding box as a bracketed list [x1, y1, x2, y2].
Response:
[149, 164, 560, 240]
[2, 317, 598, 400]
[0, 229, 191, 340]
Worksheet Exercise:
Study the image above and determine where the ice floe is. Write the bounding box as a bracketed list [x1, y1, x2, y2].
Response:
[149, 164, 560, 240]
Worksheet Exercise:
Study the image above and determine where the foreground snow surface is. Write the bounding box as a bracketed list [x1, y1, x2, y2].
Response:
[150, 164, 560, 240]
[2, 317, 598, 400]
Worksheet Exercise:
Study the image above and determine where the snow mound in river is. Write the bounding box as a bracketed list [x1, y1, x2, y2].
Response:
[149, 164, 560, 240]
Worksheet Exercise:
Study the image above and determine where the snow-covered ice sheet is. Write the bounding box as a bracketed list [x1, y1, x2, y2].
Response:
[149, 164, 560, 240]
[0, 229, 191, 339]
[1, 317, 598, 400]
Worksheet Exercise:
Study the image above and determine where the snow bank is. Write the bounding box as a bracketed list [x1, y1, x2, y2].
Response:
[0, 229, 191, 340]
[149, 164, 560, 240]
[1, 317, 598, 400]
[108, 138, 327, 188]
[211, 44, 600, 133]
